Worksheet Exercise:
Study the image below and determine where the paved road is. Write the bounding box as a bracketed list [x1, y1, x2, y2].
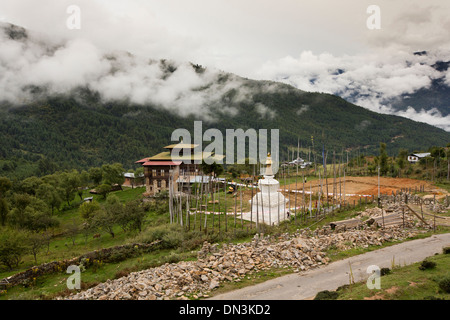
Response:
[209, 233, 450, 300]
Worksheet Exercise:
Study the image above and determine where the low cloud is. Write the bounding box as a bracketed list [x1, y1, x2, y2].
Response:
[257, 49, 450, 131]
[0, 23, 273, 121]
[389, 107, 450, 132]
[254, 103, 275, 119]
[296, 104, 309, 116]
[355, 120, 371, 131]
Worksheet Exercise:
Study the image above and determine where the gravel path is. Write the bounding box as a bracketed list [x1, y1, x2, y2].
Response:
[209, 233, 450, 300]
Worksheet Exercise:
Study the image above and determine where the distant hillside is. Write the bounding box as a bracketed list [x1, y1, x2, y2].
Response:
[390, 60, 450, 117]
[0, 22, 449, 180]
[0, 80, 449, 179]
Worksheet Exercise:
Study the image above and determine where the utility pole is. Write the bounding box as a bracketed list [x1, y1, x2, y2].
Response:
[324, 149, 329, 206]
[377, 166, 381, 208]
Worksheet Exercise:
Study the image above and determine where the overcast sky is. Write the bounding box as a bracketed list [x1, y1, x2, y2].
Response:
[1, 0, 450, 129]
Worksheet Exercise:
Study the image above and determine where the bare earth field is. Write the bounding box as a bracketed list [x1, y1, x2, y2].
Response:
[282, 176, 448, 202]
[213, 176, 448, 213]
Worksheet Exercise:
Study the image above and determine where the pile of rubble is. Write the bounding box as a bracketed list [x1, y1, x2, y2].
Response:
[427, 202, 449, 214]
[304, 226, 417, 251]
[64, 225, 418, 300]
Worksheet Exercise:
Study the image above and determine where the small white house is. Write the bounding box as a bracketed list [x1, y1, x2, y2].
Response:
[407, 153, 431, 163]
[123, 172, 144, 187]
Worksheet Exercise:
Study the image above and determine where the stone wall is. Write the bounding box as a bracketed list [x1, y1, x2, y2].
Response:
[0, 241, 160, 289]
[64, 225, 418, 300]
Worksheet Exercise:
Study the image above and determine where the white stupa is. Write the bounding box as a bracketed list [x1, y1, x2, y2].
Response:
[246, 153, 289, 225]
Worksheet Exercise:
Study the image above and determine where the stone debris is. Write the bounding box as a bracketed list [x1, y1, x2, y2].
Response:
[63, 224, 418, 301]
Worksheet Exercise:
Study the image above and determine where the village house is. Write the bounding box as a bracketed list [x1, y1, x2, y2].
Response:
[407, 152, 431, 163]
[136, 142, 224, 196]
[122, 172, 144, 188]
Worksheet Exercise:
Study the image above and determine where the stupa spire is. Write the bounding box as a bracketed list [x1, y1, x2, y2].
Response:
[264, 152, 273, 177]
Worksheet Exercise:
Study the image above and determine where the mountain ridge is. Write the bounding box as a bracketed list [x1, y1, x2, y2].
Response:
[0, 22, 449, 179]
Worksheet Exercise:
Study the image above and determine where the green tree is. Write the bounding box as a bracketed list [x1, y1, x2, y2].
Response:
[89, 167, 103, 186]
[77, 170, 90, 200]
[37, 157, 57, 176]
[90, 196, 121, 238]
[28, 232, 46, 264]
[96, 184, 112, 199]
[200, 161, 224, 177]
[79, 201, 101, 220]
[9, 193, 33, 228]
[20, 176, 43, 196]
[80, 221, 94, 245]
[102, 163, 125, 188]
[429, 146, 445, 159]
[0, 177, 12, 197]
[379, 143, 389, 176]
[23, 206, 59, 232]
[41, 173, 62, 190]
[0, 198, 9, 226]
[397, 149, 408, 177]
[116, 200, 146, 233]
[9, 194, 59, 232]
[60, 170, 81, 206]
[0, 177, 11, 226]
[36, 183, 62, 215]
[66, 220, 80, 246]
[0, 228, 29, 270]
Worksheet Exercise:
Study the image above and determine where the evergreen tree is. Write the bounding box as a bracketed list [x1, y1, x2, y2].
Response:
[379, 143, 389, 176]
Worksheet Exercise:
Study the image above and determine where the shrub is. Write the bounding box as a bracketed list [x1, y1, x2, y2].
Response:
[131, 224, 180, 244]
[79, 201, 101, 219]
[145, 228, 166, 243]
[107, 249, 133, 263]
[234, 229, 254, 240]
[438, 276, 450, 293]
[180, 232, 206, 251]
[418, 260, 436, 270]
[143, 196, 169, 215]
[380, 267, 391, 276]
[336, 284, 351, 292]
[314, 290, 339, 300]
[163, 252, 182, 264]
[161, 230, 184, 249]
[96, 184, 112, 199]
[443, 247, 450, 255]
[423, 296, 444, 300]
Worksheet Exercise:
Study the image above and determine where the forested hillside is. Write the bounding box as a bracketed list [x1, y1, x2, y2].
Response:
[0, 22, 448, 180]
[1, 78, 449, 180]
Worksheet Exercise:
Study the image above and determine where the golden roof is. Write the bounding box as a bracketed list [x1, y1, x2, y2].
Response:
[148, 151, 225, 162]
[164, 143, 199, 149]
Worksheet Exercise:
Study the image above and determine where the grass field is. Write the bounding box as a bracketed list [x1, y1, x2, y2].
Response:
[0, 187, 147, 278]
[0, 186, 382, 300]
[1, 174, 449, 300]
[334, 251, 450, 300]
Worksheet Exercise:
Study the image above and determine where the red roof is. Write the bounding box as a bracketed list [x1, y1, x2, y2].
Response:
[142, 161, 182, 166]
[135, 157, 150, 164]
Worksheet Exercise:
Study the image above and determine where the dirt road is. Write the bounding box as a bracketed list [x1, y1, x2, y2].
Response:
[209, 233, 450, 300]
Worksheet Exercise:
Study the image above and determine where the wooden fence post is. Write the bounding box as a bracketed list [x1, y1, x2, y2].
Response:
[402, 207, 405, 228]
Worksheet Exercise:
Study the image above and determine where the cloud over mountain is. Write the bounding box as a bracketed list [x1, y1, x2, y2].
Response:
[251, 4, 450, 131]
[0, 1, 449, 130]
[0, 23, 280, 121]
[257, 49, 450, 131]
